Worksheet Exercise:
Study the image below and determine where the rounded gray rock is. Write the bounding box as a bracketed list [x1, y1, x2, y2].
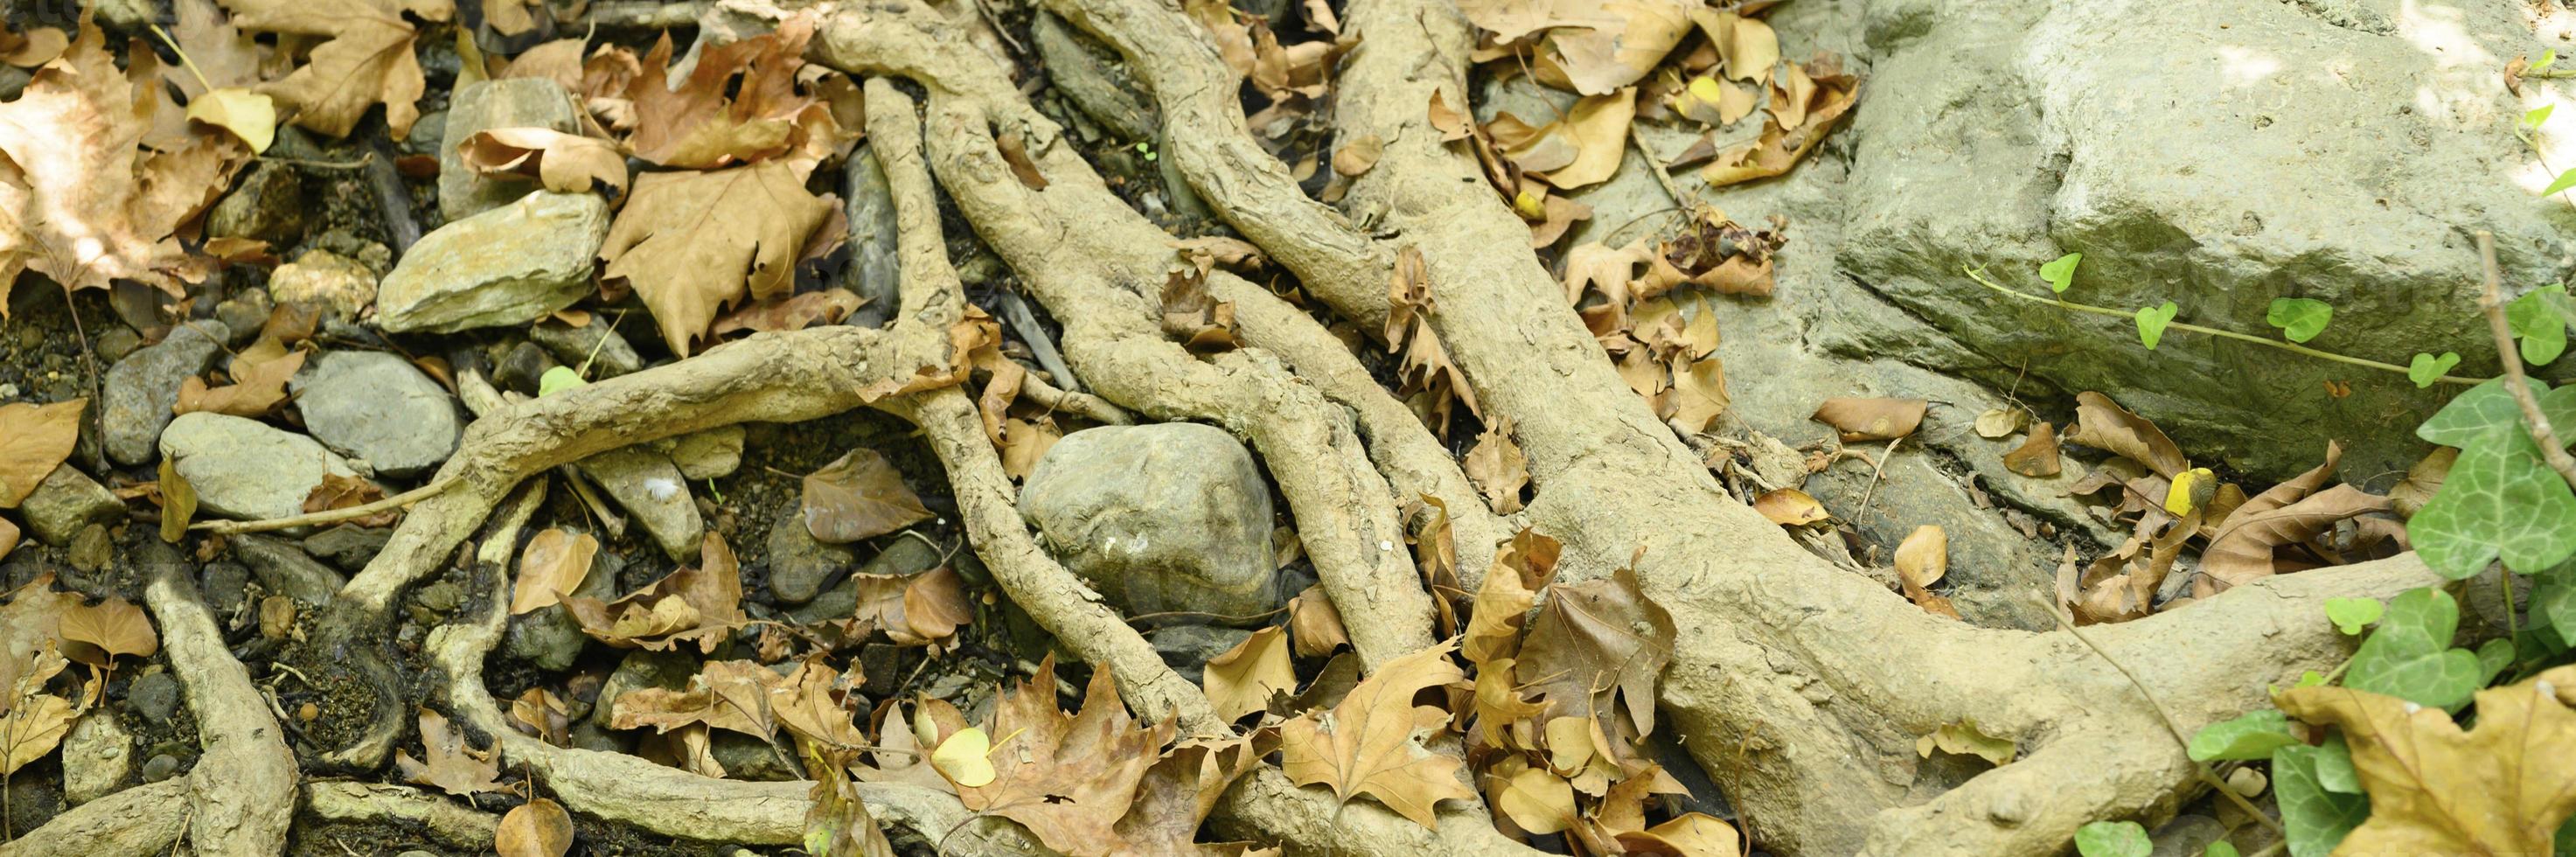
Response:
[290, 351, 463, 478]
[1020, 422, 1283, 619]
[17, 465, 125, 547]
[375, 191, 610, 334]
[128, 672, 179, 725]
[160, 413, 365, 522]
[101, 321, 227, 465]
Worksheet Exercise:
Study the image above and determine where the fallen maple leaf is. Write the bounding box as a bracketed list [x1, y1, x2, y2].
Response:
[601, 160, 837, 355]
[1463, 529, 1561, 667]
[0, 399, 85, 508]
[1697, 54, 1857, 188]
[1203, 626, 1296, 721]
[398, 707, 507, 796]
[801, 449, 933, 545]
[219, 0, 453, 138]
[1465, 419, 1530, 514]
[949, 660, 1175, 856]
[617, 19, 837, 169]
[563, 533, 747, 653]
[511, 528, 600, 615]
[2198, 443, 2387, 594]
[1279, 641, 1476, 828]
[1516, 566, 1674, 737]
[2278, 665, 2576, 855]
[1159, 267, 1241, 352]
[1113, 737, 1267, 857]
[177, 345, 307, 417]
[769, 658, 871, 749]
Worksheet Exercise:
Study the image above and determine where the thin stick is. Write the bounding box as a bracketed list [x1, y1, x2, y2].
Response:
[1964, 268, 2487, 385]
[1629, 122, 1688, 211]
[2475, 230, 2576, 492]
[191, 476, 458, 534]
[2047, 602, 2286, 834]
[1854, 435, 1903, 525]
[997, 291, 1084, 394]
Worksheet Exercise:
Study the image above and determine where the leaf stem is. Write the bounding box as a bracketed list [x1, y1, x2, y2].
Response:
[2474, 230, 2576, 494]
[1963, 268, 2488, 385]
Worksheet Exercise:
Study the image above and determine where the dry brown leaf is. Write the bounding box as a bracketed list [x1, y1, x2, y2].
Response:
[481, 0, 538, 36]
[167, 0, 265, 97]
[0, 22, 65, 68]
[1465, 419, 1529, 514]
[1751, 488, 1830, 526]
[398, 707, 507, 796]
[1698, 55, 1857, 188]
[618, 21, 838, 169]
[300, 472, 398, 527]
[2389, 446, 2454, 519]
[801, 449, 933, 544]
[1768, 59, 1815, 130]
[842, 565, 971, 648]
[2002, 421, 2063, 477]
[1516, 566, 1672, 737]
[458, 127, 630, 195]
[1202, 626, 1295, 721]
[1113, 737, 1267, 857]
[951, 660, 1174, 856]
[1159, 268, 1241, 352]
[178, 347, 307, 417]
[1463, 529, 1561, 667]
[610, 659, 784, 739]
[1811, 397, 1925, 442]
[57, 596, 157, 669]
[1538, 0, 1693, 95]
[1973, 408, 2026, 439]
[1386, 247, 1480, 432]
[496, 797, 573, 857]
[1488, 756, 1578, 835]
[1286, 584, 1348, 658]
[1428, 90, 1472, 142]
[770, 659, 870, 749]
[509, 687, 571, 746]
[2201, 472, 2389, 594]
[1665, 355, 1729, 433]
[0, 692, 73, 776]
[0, 400, 84, 508]
[563, 533, 746, 652]
[1894, 526, 1947, 590]
[601, 160, 837, 356]
[1538, 91, 1633, 191]
[1695, 10, 1778, 83]
[995, 129, 1050, 190]
[2064, 391, 2189, 478]
[1333, 133, 1383, 176]
[221, 0, 451, 137]
[1279, 641, 1474, 828]
[0, 519, 17, 561]
[511, 528, 600, 615]
[1617, 812, 1743, 854]
[2277, 665, 2576, 855]
[711, 289, 867, 338]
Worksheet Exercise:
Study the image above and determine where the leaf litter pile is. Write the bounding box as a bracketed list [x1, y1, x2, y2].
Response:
[0, 0, 2567, 854]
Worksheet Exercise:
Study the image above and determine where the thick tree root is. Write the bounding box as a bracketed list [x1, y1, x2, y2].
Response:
[143, 541, 300, 856]
[0, 780, 188, 857]
[302, 782, 498, 850]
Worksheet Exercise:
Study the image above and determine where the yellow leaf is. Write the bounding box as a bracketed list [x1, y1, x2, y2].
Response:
[2165, 467, 2215, 516]
[930, 726, 996, 788]
[2276, 665, 2576, 854]
[511, 528, 600, 615]
[1491, 759, 1577, 835]
[185, 87, 275, 152]
[1751, 488, 1830, 526]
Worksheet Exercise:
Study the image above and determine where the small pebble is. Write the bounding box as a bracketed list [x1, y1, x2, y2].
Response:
[67, 524, 112, 573]
[140, 754, 179, 783]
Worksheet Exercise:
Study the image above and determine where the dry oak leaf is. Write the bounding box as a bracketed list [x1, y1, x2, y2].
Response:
[398, 707, 507, 796]
[1751, 488, 1830, 526]
[511, 527, 600, 615]
[801, 449, 933, 544]
[2064, 390, 2189, 478]
[950, 660, 1176, 856]
[1517, 566, 1674, 736]
[2276, 665, 2576, 855]
[601, 160, 836, 357]
[1112, 736, 1267, 857]
[56, 596, 158, 668]
[1203, 626, 1296, 721]
[218, 0, 452, 138]
[0, 23, 245, 306]
[496, 797, 574, 857]
[1279, 640, 1476, 828]
[1812, 396, 1925, 442]
[563, 532, 747, 653]
[0, 399, 85, 508]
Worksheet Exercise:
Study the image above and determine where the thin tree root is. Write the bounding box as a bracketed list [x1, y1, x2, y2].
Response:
[301, 782, 498, 851]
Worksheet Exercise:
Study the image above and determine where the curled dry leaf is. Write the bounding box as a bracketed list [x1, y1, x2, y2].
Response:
[770, 659, 871, 749]
[1333, 133, 1383, 176]
[301, 472, 399, 527]
[602, 160, 837, 356]
[610, 659, 785, 738]
[562, 533, 747, 653]
[509, 687, 571, 746]
[458, 127, 630, 195]
[2065, 391, 2189, 478]
[1202, 626, 1296, 721]
[177, 346, 306, 417]
[511, 528, 600, 615]
[1893, 526, 1947, 590]
[2389, 446, 2454, 519]
[1973, 407, 2027, 439]
[0, 22, 65, 67]
[616, 19, 850, 170]
[1279, 641, 1476, 828]
[1697, 55, 1857, 188]
[0, 690, 73, 776]
[1663, 355, 1730, 434]
[1518, 566, 1673, 737]
[496, 797, 574, 857]
[398, 707, 508, 797]
[1112, 736, 1268, 857]
[711, 288, 867, 337]
[1489, 756, 1578, 835]
[1614, 812, 1742, 855]
[0, 399, 85, 508]
[2198, 443, 2392, 595]
[56, 596, 158, 668]
[948, 660, 1174, 856]
[1811, 396, 1926, 442]
[1159, 268, 1241, 352]
[801, 449, 933, 544]
[1462, 529, 1561, 667]
[2002, 422, 2063, 477]
[222, 0, 453, 138]
[1533, 0, 1694, 94]
[1751, 488, 1830, 526]
[1287, 584, 1349, 658]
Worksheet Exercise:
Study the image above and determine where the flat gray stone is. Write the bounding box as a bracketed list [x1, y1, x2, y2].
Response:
[440, 79, 582, 221]
[576, 447, 704, 561]
[290, 351, 464, 478]
[506, 541, 620, 672]
[18, 465, 124, 547]
[1020, 422, 1283, 618]
[375, 191, 610, 334]
[763, 505, 853, 606]
[159, 413, 364, 522]
[101, 321, 226, 465]
[128, 672, 179, 726]
[230, 533, 349, 606]
[528, 319, 644, 378]
[62, 712, 134, 805]
[301, 525, 393, 570]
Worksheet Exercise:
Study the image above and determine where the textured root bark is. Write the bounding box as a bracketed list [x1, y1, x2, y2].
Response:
[141, 541, 299, 856]
[302, 782, 499, 850]
[0, 779, 189, 857]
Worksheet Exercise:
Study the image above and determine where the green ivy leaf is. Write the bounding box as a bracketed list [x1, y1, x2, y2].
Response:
[2204, 844, 2240, 857]
[2416, 379, 2576, 448]
[2531, 103, 2559, 129]
[2041, 253, 2082, 293]
[2537, 578, 2576, 646]
[2073, 820, 2151, 857]
[2323, 596, 2382, 635]
[2548, 167, 2576, 198]
[2134, 301, 2178, 350]
[2187, 708, 2302, 761]
[2273, 742, 2367, 857]
[2266, 297, 2334, 343]
[2315, 733, 2360, 793]
[2538, 49, 2562, 73]
[2406, 352, 2461, 388]
[2343, 588, 2482, 708]
[538, 366, 589, 397]
[2510, 285, 2571, 366]
[2409, 425, 2576, 577]
[2476, 638, 2516, 684]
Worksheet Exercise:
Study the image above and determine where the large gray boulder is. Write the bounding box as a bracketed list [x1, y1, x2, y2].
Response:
[100, 321, 226, 465]
[1840, 0, 2576, 478]
[1019, 423, 1284, 619]
[290, 351, 464, 478]
[375, 191, 609, 334]
[159, 413, 365, 522]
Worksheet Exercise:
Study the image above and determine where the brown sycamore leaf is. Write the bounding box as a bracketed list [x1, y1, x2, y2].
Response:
[1663, 355, 1729, 433]
[1487, 755, 1578, 835]
[2276, 665, 2576, 855]
[2199, 443, 2389, 595]
[458, 128, 630, 195]
[1386, 247, 1480, 434]
[1462, 529, 1561, 667]
[2064, 391, 2189, 478]
[1113, 736, 1267, 857]
[512, 528, 600, 615]
[496, 798, 573, 857]
[508, 687, 571, 746]
[1751, 488, 1830, 526]
[1697, 54, 1857, 188]
[1280, 641, 1474, 828]
[0, 399, 85, 508]
[1616, 812, 1743, 854]
[601, 160, 836, 356]
[617, 19, 836, 169]
[0, 22, 65, 68]
[2002, 421, 2063, 477]
[801, 449, 933, 544]
[178, 346, 307, 417]
[167, 0, 265, 98]
[1516, 566, 1673, 737]
[56, 596, 157, 669]
[842, 565, 971, 648]
[1203, 626, 1296, 721]
[0, 23, 245, 306]
[1534, 0, 1693, 95]
[563, 533, 747, 653]
[950, 660, 1175, 856]
[220, 0, 453, 138]
[1464, 419, 1529, 514]
[1159, 267, 1241, 352]
[1287, 584, 1348, 658]
[1812, 396, 1925, 442]
[398, 707, 507, 796]
[0, 691, 73, 776]
[609, 658, 785, 739]
[770, 658, 872, 750]
[711, 289, 867, 338]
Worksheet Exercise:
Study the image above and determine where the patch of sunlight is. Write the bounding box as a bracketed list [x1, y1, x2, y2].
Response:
[2400, 0, 2507, 127]
[2216, 45, 2282, 89]
[2398, 0, 2493, 70]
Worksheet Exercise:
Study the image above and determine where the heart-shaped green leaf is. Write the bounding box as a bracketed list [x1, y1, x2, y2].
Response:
[2040, 253, 2082, 294]
[2343, 588, 2482, 707]
[2323, 596, 2382, 636]
[2266, 297, 2334, 343]
[2530, 103, 2558, 129]
[2134, 301, 2178, 350]
[2407, 352, 2461, 388]
[2273, 742, 2368, 857]
[2547, 166, 2576, 198]
[2509, 284, 2570, 366]
[2409, 388, 2576, 578]
[2188, 708, 2302, 761]
[2073, 820, 2150, 857]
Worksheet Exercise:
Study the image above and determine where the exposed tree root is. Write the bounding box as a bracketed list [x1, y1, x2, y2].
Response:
[143, 540, 300, 856]
[301, 782, 498, 850]
[0, 780, 188, 857]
